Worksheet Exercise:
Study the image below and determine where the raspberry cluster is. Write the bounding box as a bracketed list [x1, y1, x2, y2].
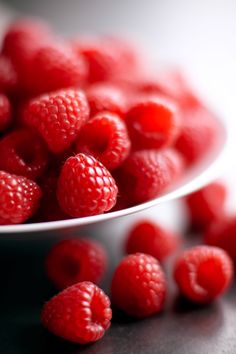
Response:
[0, 18, 220, 225]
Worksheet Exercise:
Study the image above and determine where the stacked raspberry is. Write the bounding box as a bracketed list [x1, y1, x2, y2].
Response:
[0, 18, 220, 225]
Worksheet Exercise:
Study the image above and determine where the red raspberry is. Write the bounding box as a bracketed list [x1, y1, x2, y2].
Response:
[0, 94, 11, 132]
[0, 56, 18, 94]
[125, 220, 180, 262]
[115, 149, 184, 204]
[125, 95, 181, 150]
[185, 182, 227, 230]
[41, 281, 112, 344]
[0, 170, 41, 225]
[57, 153, 118, 217]
[0, 129, 49, 180]
[24, 89, 89, 153]
[111, 253, 167, 317]
[75, 112, 131, 170]
[174, 246, 233, 303]
[46, 238, 107, 289]
[86, 83, 127, 117]
[204, 216, 236, 261]
[175, 106, 219, 165]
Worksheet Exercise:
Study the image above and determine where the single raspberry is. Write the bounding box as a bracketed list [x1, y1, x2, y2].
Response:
[204, 216, 236, 261]
[185, 182, 227, 230]
[175, 106, 219, 165]
[57, 153, 118, 217]
[75, 112, 131, 170]
[46, 238, 107, 289]
[174, 246, 233, 303]
[111, 253, 167, 317]
[125, 220, 180, 262]
[115, 149, 184, 204]
[23, 89, 89, 153]
[0, 170, 41, 225]
[0, 129, 49, 180]
[125, 95, 181, 150]
[41, 281, 112, 344]
[0, 94, 11, 132]
[86, 83, 127, 117]
[0, 56, 18, 94]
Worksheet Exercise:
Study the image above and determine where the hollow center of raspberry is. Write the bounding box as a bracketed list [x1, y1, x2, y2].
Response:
[16, 144, 35, 164]
[197, 259, 226, 296]
[90, 291, 105, 325]
[62, 257, 80, 278]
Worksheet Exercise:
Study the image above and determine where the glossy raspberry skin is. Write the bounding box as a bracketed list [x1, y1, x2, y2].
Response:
[115, 149, 184, 204]
[204, 216, 236, 261]
[111, 253, 167, 317]
[24, 89, 89, 153]
[57, 153, 118, 217]
[0, 170, 41, 225]
[174, 246, 233, 303]
[41, 281, 112, 344]
[46, 238, 107, 289]
[125, 220, 180, 262]
[0, 94, 11, 132]
[185, 182, 227, 230]
[86, 83, 127, 117]
[0, 129, 49, 180]
[75, 112, 131, 170]
[0, 56, 18, 94]
[126, 95, 181, 150]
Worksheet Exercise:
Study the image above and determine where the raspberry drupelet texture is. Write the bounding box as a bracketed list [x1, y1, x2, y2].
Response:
[41, 281, 112, 344]
[57, 153, 118, 217]
[115, 149, 184, 204]
[174, 245, 233, 303]
[0, 93, 11, 132]
[23, 88, 89, 153]
[46, 238, 107, 289]
[125, 95, 181, 150]
[125, 220, 180, 262]
[185, 181, 227, 230]
[0, 129, 49, 180]
[75, 112, 131, 170]
[204, 216, 236, 261]
[111, 253, 167, 317]
[0, 170, 41, 224]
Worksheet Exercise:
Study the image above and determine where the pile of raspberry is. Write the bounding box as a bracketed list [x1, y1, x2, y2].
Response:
[0, 18, 220, 225]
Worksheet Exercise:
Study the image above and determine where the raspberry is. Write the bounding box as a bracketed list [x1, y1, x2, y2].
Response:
[86, 83, 127, 117]
[0, 94, 11, 132]
[24, 89, 89, 153]
[125, 95, 181, 150]
[0, 129, 49, 180]
[185, 182, 227, 230]
[75, 112, 131, 170]
[0, 56, 18, 94]
[174, 246, 233, 303]
[115, 149, 184, 204]
[46, 238, 107, 289]
[41, 281, 112, 344]
[0, 170, 41, 224]
[125, 220, 180, 262]
[111, 253, 167, 317]
[57, 153, 118, 217]
[204, 216, 236, 261]
[175, 106, 219, 165]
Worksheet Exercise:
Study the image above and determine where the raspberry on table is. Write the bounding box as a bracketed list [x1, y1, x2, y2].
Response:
[125, 220, 180, 262]
[75, 112, 131, 170]
[174, 245, 233, 303]
[115, 149, 184, 204]
[41, 281, 112, 344]
[0, 170, 41, 225]
[0, 129, 49, 180]
[46, 238, 107, 289]
[0, 56, 18, 94]
[125, 95, 181, 150]
[111, 253, 167, 317]
[57, 153, 118, 217]
[185, 181, 227, 230]
[0, 94, 11, 132]
[204, 216, 236, 261]
[23, 88, 89, 153]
